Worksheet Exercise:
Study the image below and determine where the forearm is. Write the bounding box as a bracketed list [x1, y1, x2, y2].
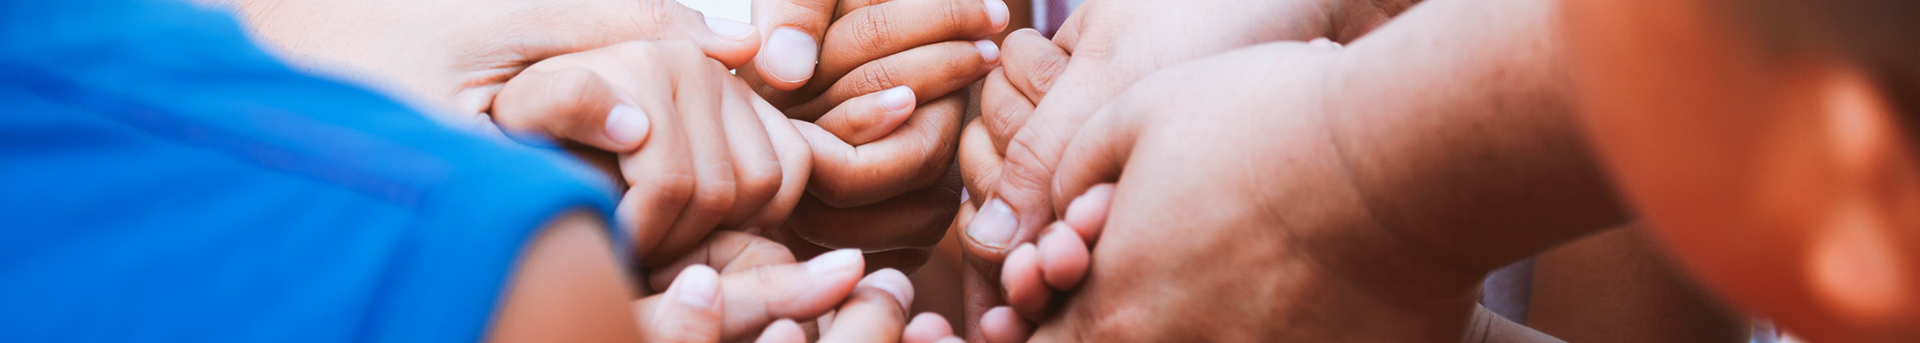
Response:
[1322, 0, 1628, 275]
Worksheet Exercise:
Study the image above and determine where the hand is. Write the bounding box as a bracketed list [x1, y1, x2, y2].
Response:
[999, 41, 1483, 342]
[965, 0, 1415, 265]
[743, 0, 1008, 270]
[634, 232, 860, 342]
[488, 41, 810, 265]
[961, 0, 1412, 335]
[743, 0, 1007, 115]
[213, 0, 766, 115]
[635, 231, 965, 343]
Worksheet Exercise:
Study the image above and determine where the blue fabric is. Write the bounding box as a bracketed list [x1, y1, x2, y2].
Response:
[0, 0, 624, 341]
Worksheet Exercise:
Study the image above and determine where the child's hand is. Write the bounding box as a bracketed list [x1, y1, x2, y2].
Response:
[743, 0, 1007, 113]
[487, 40, 809, 265]
[992, 183, 1109, 325]
[636, 231, 964, 343]
[740, 0, 1008, 270]
[221, 0, 766, 114]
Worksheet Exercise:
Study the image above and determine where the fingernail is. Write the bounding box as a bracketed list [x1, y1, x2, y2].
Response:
[706, 17, 757, 41]
[975, 40, 1000, 64]
[859, 268, 915, 307]
[606, 104, 649, 148]
[878, 86, 915, 114]
[807, 249, 864, 277]
[672, 265, 720, 307]
[761, 27, 819, 84]
[984, 0, 1010, 31]
[1308, 37, 1343, 50]
[1064, 183, 1113, 231]
[967, 199, 1017, 248]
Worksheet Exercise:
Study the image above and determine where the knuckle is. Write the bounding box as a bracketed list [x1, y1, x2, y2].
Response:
[738, 160, 783, 197]
[692, 177, 740, 213]
[697, 57, 726, 73]
[999, 132, 1059, 199]
[547, 68, 603, 113]
[984, 104, 1025, 141]
[639, 1, 687, 35]
[850, 59, 900, 96]
[743, 238, 796, 263]
[850, 7, 895, 56]
[942, 0, 968, 32]
[1021, 54, 1066, 92]
[644, 171, 699, 207]
[606, 41, 659, 61]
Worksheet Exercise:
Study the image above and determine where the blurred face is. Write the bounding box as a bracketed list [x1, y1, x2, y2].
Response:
[1564, 0, 1920, 340]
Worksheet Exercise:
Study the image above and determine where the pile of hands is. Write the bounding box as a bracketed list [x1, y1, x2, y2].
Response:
[232, 0, 1004, 340]
[232, 0, 1559, 339]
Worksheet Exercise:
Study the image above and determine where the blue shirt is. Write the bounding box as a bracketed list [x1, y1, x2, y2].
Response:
[0, 0, 622, 341]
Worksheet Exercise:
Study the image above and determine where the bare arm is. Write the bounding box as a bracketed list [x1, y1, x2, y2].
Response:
[1322, 0, 1630, 276]
[489, 211, 642, 343]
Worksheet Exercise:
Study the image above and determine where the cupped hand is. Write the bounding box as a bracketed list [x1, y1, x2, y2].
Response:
[217, 0, 767, 116]
[487, 41, 810, 266]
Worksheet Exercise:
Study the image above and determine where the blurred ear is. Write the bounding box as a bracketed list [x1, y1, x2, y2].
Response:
[1807, 63, 1920, 326]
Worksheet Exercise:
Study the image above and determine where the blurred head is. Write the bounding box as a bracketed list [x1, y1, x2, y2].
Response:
[1564, 0, 1920, 340]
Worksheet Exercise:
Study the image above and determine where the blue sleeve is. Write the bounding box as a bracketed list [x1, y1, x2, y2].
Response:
[0, 0, 625, 342]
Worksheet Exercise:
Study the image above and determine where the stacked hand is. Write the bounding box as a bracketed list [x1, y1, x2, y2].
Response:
[738, 0, 1010, 270]
[976, 40, 1484, 342]
[216, 0, 768, 115]
[960, 0, 1415, 337]
[634, 231, 965, 343]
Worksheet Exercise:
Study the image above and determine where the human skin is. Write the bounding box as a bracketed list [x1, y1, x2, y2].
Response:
[990, 0, 1628, 339]
[956, 0, 1418, 336]
[488, 40, 813, 265]
[741, 0, 1010, 271]
[490, 213, 963, 343]
[1527, 226, 1751, 343]
[204, 0, 997, 271]
[197, 0, 764, 115]
[1565, 0, 1920, 340]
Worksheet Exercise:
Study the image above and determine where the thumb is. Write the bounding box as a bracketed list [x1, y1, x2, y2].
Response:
[747, 0, 835, 90]
[649, 0, 764, 68]
[634, 265, 725, 343]
[558, 0, 763, 68]
[491, 68, 651, 153]
[814, 86, 917, 146]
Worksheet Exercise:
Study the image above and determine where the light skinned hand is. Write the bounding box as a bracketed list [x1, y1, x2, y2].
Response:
[631, 231, 864, 342]
[754, 271, 967, 343]
[960, 0, 1412, 336]
[642, 232, 961, 343]
[210, 0, 767, 115]
[1005, 0, 1626, 337]
[986, 40, 1478, 342]
[488, 41, 809, 266]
